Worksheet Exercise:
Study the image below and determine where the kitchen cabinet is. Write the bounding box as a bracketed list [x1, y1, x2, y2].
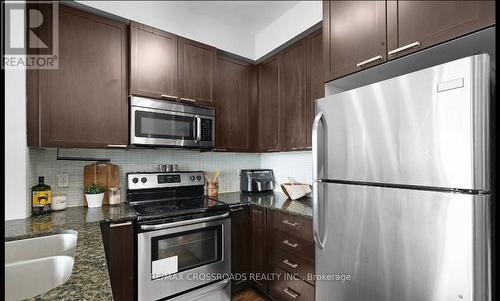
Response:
[279, 39, 308, 151]
[250, 206, 267, 291]
[178, 37, 216, 105]
[100, 220, 135, 301]
[230, 206, 251, 291]
[130, 21, 178, 100]
[268, 265, 315, 301]
[27, 5, 128, 148]
[257, 55, 281, 152]
[387, 0, 495, 59]
[323, 0, 387, 81]
[306, 29, 324, 149]
[215, 55, 253, 152]
[323, 0, 495, 81]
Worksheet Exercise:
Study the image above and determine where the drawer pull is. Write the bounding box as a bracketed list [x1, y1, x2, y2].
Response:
[388, 41, 421, 56]
[107, 144, 128, 148]
[110, 221, 132, 228]
[283, 240, 298, 248]
[283, 287, 299, 299]
[356, 55, 382, 68]
[230, 207, 245, 212]
[282, 219, 298, 227]
[160, 94, 178, 100]
[266, 148, 280, 152]
[180, 97, 197, 102]
[283, 259, 298, 269]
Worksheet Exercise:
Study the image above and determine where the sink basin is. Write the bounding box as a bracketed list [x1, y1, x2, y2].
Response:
[5, 256, 75, 300]
[4, 232, 78, 300]
[5, 232, 77, 264]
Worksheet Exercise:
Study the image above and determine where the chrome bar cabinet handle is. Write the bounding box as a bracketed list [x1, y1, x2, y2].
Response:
[283, 259, 299, 269]
[282, 219, 298, 227]
[283, 240, 299, 248]
[388, 41, 421, 56]
[283, 287, 299, 299]
[356, 55, 383, 68]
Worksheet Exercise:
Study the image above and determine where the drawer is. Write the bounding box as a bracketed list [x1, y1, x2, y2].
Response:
[269, 229, 314, 260]
[270, 247, 314, 285]
[269, 265, 315, 301]
[268, 210, 313, 242]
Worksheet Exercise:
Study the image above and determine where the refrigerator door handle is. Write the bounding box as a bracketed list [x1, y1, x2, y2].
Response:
[312, 112, 326, 181]
[313, 182, 327, 250]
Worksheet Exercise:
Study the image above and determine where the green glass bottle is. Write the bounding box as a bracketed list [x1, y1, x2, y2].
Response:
[32, 176, 52, 215]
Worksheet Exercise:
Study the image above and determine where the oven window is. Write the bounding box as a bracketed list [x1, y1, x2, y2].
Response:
[135, 110, 195, 140]
[151, 225, 222, 280]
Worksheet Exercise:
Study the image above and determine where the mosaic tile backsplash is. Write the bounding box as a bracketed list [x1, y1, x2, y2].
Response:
[28, 148, 312, 208]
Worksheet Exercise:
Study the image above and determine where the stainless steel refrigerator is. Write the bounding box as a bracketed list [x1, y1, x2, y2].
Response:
[313, 54, 491, 301]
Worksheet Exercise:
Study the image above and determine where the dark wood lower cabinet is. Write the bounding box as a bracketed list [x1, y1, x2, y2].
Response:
[231, 206, 251, 291]
[100, 220, 135, 301]
[268, 265, 315, 301]
[250, 206, 267, 292]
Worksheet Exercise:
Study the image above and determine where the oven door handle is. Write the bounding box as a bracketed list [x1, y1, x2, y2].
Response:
[140, 212, 230, 231]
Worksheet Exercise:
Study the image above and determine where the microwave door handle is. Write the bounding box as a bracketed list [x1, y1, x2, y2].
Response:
[195, 115, 202, 143]
[192, 116, 198, 142]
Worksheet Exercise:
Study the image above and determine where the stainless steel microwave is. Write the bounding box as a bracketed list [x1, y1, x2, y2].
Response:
[130, 96, 215, 149]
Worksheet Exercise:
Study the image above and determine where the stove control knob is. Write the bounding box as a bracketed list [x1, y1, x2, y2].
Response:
[141, 177, 147, 183]
[196, 176, 202, 181]
[190, 176, 196, 181]
[132, 177, 139, 184]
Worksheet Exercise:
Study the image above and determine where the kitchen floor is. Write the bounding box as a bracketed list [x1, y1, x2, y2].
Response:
[232, 288, 268, 301]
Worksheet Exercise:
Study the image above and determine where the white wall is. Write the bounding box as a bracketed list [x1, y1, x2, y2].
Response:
[76, 1, 255, 59]
[5, 67, 28, 220]
[254, 1, 322, 59]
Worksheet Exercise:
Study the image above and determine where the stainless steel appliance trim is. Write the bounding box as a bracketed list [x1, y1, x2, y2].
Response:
[130, 106, 214, 148]
[312, 112, 325, 181]
[169, 279, 230, 301]
[283, 287, 299, 299]
[356, 55, 383, 68]
[283, 259, 298, 269]
[109, 221, 132, 228]
[131, 96, 214, 116]
[472, 54, 490, 192]
[473, 194, 491, 301]
[140, 212, 230, 231]
[388, 41, 421, 56]
[313, 182, 326, 250]
[283, 240, 298, 248]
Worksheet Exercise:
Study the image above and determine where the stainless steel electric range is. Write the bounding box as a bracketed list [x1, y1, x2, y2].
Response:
[127, 171, 231, 301]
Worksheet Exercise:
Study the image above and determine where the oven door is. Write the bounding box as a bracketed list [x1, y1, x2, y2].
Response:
[130, 106, 214, 148]
[137, 214, 231, 301]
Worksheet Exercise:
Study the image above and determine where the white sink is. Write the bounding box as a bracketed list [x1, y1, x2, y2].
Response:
[5, 256, 75, 301]
[4, 232, 78, 300]
[5, 232, 77, 264]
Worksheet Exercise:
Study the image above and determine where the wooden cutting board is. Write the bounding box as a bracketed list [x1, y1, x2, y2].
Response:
[83, 162, 120, 206]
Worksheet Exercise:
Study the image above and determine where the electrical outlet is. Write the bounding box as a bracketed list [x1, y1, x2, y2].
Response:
[57, 173, 69, 187]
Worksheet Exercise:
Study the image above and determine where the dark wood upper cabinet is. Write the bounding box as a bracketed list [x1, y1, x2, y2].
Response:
[250, 206, 267, 292]
[100, 220, 135, 301]
[306, 29, 324, 149]
[323, 0, 387, 81]
[28, 5, 128, 148]
[258, 55, 280, 152]
[387, 1, 495, 59]
[215, 55, 252, 151]
[130, 22, 178, 100]
[230, 206, 251, 290]
[280, 39, 307, 151]
[178, 37, 216, 105]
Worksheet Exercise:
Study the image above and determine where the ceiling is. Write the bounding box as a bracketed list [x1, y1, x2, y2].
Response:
[171, 1, 301, 35]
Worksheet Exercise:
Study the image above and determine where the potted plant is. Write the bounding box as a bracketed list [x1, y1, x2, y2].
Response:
[85, 184, 106, 208]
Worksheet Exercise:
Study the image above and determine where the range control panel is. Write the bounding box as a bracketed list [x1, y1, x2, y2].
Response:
[127, 171, 205, 190]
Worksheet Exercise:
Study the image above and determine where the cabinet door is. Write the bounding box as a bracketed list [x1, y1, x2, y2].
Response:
[306, 29, 324, 149]
[323, 1, 386, 81]
[130, 22, 178, 100]
[34, 5, 128, 148]
[280, 39, 307, 151]
[178, 37, 216, 105]
[251, 206, 267, 291]
[215, 55, 251, 151]
[100, 220, 135, 301]
[387, 1, 495, 59]
[230, 206, 251, 289]
[258, 55, 280, 152]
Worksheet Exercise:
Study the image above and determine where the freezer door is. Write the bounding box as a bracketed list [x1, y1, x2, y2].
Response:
[314, 182, 490, 301]
[315, 54, 490, 191]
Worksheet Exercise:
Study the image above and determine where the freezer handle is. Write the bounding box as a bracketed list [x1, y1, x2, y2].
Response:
[312, 112, 326, 180]
[313, 182, 326, 250]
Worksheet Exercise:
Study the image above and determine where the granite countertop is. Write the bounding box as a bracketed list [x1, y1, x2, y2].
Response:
[217, 191, 313, 218]
[4, 204, 137, 300]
